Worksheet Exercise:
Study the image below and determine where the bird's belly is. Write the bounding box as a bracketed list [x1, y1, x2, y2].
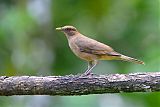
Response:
[75, 51, 97, 61]
[99, 55, 117, 60]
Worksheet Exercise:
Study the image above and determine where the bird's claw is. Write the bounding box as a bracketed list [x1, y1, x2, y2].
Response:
[80, 72, 94, 77]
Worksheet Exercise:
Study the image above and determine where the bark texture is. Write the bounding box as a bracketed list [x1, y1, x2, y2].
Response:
[0, 72, 160, 96]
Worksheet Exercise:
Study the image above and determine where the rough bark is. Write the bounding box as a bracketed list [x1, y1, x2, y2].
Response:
[0, 72, 160, 96]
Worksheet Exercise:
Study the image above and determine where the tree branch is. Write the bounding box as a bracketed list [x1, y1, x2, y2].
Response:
[0, 72, 160, 96]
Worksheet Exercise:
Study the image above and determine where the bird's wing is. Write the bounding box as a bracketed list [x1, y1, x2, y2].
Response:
[75, 36, 121, 56]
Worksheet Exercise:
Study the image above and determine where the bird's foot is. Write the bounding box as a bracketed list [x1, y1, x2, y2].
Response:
[80, 70, 93, 77]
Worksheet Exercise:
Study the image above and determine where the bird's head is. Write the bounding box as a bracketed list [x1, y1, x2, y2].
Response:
[56, 25, 79, 37]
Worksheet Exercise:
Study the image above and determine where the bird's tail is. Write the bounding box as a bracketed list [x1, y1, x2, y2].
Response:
[119, 55, 145, 65]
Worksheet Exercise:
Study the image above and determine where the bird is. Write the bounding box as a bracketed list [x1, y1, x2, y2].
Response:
[56, 25, 144, 75]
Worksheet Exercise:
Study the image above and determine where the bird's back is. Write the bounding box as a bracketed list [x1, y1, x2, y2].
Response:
[75, 34, 114, 52]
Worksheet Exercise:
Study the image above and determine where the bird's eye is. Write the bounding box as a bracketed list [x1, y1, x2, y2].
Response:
[65, 28, 76, 31]
[65, 28, 70, 31]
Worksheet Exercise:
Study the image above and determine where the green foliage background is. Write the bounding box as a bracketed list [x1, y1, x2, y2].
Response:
[0, 0, 159, 107]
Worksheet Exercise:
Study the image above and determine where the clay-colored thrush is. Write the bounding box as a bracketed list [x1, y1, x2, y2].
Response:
[56, 25, 144, 75]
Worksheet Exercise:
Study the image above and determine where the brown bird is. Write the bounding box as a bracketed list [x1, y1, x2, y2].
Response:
[56, 25, 144, 75]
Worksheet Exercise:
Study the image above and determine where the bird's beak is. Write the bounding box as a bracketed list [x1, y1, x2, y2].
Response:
[56, 27, 62, 31]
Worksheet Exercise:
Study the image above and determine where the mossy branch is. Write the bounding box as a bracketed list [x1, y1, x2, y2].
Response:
[0, 72, 160, 96]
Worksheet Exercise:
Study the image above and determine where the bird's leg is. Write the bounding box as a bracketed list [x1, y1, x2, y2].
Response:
[83, 60, 97, 75]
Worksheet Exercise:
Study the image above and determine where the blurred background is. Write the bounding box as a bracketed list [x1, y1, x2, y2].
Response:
[0, 0, 159, 107]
